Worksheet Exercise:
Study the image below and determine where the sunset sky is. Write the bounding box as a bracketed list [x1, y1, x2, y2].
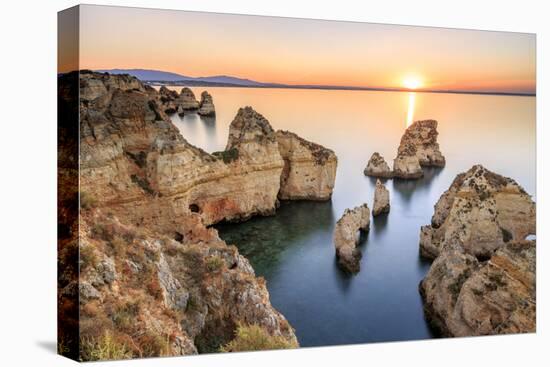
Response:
[66, 4, 536, 93]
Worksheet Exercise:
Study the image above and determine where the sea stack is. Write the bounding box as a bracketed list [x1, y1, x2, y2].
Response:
[419, 165, 536, 337]
[276, 130, 337, 201]
[372, 179, 390, 216]
[333, 204, 370, 273]
[393, 120, 445, 179]
[364, 152, 393, 178]
[197, 91, 216, 116]
[178, 87, 200, 110]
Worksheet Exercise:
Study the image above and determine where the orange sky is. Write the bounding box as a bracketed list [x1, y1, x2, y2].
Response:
[63, 5, 536, 93]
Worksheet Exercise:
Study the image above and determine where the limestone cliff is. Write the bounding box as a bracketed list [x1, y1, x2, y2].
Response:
[419, 240, 535, 336]
[178, 87, 200, 110]
[333, 204, 370, 273]
[393, 120, 445, 179]
[276, 130, 337, 201]
[419, 165, 536, 260]
[418, 165, 536, 337]
[59, 71, 303, 360]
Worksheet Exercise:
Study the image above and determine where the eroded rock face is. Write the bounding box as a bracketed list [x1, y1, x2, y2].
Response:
[159, 86, 183, 115]
[60, 71, 302, 359]
[419, 165, 536, 337]
[419, 165, 536, 260]
[333, 204, 370, 273]
[419, 240, 535, 337]
[372, 179, 390, 216]
[393, 120, 445, 179]
[276, 130, 337, 201]
[178, 87, 200, 110]
[364, 152, 393, 178]
[197, 91, 215, 116]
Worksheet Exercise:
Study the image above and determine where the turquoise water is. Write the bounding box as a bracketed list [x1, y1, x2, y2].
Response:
[163, 86, 536, 346]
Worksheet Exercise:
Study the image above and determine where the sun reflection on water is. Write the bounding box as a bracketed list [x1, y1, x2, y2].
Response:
[406, 92, 416, 127]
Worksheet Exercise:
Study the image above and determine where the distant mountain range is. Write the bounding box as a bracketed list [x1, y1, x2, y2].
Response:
[95, 68, 535, 96]
[95, 68, 273, 87]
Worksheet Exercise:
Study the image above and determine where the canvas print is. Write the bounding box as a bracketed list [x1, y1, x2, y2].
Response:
[57, 5, 536, 361]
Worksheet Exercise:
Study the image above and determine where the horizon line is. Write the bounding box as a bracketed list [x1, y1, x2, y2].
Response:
[79, 68, 537, 97]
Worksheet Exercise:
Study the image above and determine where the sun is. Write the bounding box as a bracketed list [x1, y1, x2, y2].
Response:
[402, 75, 424, 90]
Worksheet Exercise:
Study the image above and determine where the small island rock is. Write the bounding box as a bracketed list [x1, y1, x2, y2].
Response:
[333, 204, 370, 273]
[393, 120, 445, 179]
[197, 91, 216, 116]
[372, 179, 390, 216]
[364, 152, 393, 178]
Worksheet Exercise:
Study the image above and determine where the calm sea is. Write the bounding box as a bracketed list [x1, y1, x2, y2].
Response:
[158, 86, 536, 347]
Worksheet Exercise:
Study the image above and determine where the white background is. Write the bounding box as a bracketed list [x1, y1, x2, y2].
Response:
[0, 0, 548, 365]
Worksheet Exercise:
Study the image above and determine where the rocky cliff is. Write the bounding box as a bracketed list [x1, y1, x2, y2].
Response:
[333, 204, 370, 273]
[419, 165, 536, 337]
[419, 165, 535, 260]
[393, 120, 445, 179]
[276, 130, 337, 200]
[60, 71, 330, 360]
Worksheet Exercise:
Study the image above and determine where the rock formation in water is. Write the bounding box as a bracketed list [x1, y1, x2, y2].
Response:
[159, 85, 183, 115]
[419, 240, 535, 337]
[197, 91, 216, 116]
[419, 165, 536, 260]
[418, 165, 536, 337]
[333, 204, 370, 273]
[372, 179, 390, 216]
[276, 130, 337, 200]
[364, 152, 393, 178]
[178, 87, 200, 110]
[59, 71, 312, 360]
[393, 120, 445, 179]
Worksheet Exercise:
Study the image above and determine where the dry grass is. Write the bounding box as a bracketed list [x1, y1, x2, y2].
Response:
[220, 323, 298, 352]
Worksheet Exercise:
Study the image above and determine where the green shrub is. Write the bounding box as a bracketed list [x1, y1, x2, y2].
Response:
[220, 323, 298, 352]
[212, 147, 239, 164]
[206, 256, 224, 272]
[80, 331, 132, 361]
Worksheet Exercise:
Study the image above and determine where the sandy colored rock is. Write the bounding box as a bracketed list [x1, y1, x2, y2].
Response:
[419, 240, 535, 337]
[197, 91, 216, 116]
[178, 87, 200, 110]
[419, 165, 536, 260]
[372, 179, 390, 216]
[393, 120, 445, 179]
[276, 130, 337, 201]
[364, 152, 393, 178]
[159, 85, 182, 114]
[59, 71, 301, 359]
[333, 204, 370, 273]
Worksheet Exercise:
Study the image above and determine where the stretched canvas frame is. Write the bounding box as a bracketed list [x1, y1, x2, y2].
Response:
[58, 4, 536, 362]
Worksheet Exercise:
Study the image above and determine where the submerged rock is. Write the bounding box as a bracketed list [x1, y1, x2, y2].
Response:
[419, 165, 536, 337]
[364, 152, 393, 178]
[197, 91, 216, 116]
[419, 165, 536, 260]
[333, 204, 370, 273]
[393, 120, 445, 179]
[372, 179, 390, 216]
[276, 130, 337, 201]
